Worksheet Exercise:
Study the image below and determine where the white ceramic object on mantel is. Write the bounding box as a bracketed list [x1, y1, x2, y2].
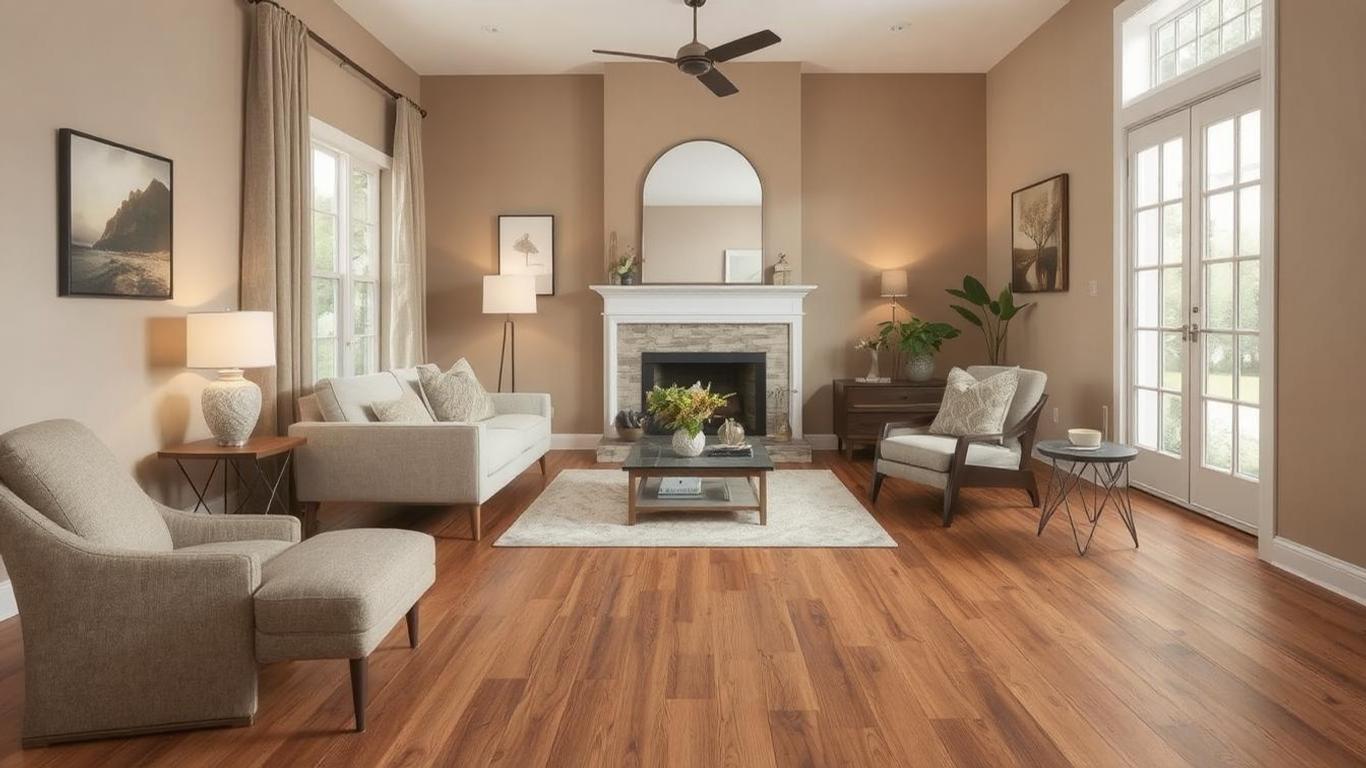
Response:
[672, 429, 705, 457]
[906, 354, 935, 382]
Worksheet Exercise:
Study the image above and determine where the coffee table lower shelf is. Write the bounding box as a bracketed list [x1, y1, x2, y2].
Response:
[626, 470, 768, 526]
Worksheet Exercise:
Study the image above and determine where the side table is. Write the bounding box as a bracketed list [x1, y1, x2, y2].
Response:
[158, 436, 306, 515]
[1035, 440, 1140, 556]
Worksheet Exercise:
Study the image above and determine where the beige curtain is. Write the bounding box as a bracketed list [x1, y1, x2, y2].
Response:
[386, 98, 428, 369]
[241, 3, 310, 435]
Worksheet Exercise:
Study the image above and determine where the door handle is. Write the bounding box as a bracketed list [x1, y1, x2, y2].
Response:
[1188, 322, 1201, 342]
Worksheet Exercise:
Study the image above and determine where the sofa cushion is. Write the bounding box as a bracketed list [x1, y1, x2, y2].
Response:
[314, 372, 405, 423]
[481, 426, 526, 477]
[485, 413, 550, 440]
[391, 367, 435, 417]
[880, 433, 1020, 473]
[418, 360, 496, 422]
[371, 390, 435, 423]
[0, 419, 174, 551]
[178, 538, 292, 566]
[297, 393, 324, 422]
[929, 367, 1020, 439]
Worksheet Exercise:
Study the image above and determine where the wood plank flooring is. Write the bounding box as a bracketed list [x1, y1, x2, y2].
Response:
[2, 451, 1366, 767]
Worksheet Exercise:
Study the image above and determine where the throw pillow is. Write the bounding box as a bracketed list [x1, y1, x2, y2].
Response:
[371, 390, 435, 423]
[929, 367, 1020, 438]
[418, 359, 497, 422]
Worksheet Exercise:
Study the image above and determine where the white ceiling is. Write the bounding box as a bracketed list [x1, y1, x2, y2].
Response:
[335, 0, 1071, 76]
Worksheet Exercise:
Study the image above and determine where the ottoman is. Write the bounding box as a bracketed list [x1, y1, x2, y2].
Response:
[253, 529, 435, 731]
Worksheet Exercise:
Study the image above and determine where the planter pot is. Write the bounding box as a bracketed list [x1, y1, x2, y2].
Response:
[620, 272, 637, 286]
[672, 429, 705, 457]
[617, 427, 644, 442]
[906, 354, 936, 382]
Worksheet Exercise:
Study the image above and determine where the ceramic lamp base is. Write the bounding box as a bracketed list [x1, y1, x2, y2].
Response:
[202, 369, 261, 447]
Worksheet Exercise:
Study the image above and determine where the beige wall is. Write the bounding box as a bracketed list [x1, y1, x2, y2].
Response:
[604, 63, 803, 282]
[802, 74, 988, 433]
[985, 0, 1115, 443]
[422, 76, 605, 434]
[1275, 0, 1366, 566]
[641, 206, 762, 283]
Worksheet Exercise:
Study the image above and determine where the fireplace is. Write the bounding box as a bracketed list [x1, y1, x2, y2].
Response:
[641, 352, 766, 436]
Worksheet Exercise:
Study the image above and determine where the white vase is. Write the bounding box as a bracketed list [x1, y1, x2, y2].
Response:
[906, 355, 936, 383]
[864, 349, 880, 380]
[672, 429, 705, 457]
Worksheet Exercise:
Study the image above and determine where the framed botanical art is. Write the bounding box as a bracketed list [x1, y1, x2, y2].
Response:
[59, 129, 173, 299]
[1010, 173, 1069, 293]
[498, 214, 555, 296]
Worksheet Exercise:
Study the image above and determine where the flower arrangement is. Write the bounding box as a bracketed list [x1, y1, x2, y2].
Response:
[645, 382, 732, 438]
[854, 335, 887, 352]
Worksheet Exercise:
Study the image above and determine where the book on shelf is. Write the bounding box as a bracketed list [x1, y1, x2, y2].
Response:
[705, 444, 753, 457]
[657, 477, 704, 497]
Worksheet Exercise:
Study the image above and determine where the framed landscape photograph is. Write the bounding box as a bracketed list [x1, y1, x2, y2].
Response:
[1011, 173, 1068, 293]
[59, 129, 173, 299]
[498, 214, 555, 296]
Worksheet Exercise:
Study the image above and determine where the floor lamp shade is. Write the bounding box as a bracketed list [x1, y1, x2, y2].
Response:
[186, 311, 276, 446]
[880, 270, 909, 298]
[483, 275, 537, 315]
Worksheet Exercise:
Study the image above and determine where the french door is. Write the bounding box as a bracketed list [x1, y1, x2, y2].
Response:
[1126, 80, 1264, 531]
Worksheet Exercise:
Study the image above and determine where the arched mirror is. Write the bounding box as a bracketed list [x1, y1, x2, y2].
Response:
[641, 140, 762, 284]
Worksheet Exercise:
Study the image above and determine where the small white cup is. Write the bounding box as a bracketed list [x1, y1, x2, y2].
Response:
[1068, 428, 1103, 448]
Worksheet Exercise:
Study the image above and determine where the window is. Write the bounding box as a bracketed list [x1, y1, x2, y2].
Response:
[311, 138, 380, 383]
[1153, 0, 1263, 87]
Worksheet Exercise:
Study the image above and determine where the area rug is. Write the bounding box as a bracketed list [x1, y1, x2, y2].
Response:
[495, 469, 896, 548]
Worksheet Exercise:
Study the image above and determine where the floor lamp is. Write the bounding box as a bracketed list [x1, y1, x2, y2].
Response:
[880, 269, 908, 374]
[482, 274, 537, 392]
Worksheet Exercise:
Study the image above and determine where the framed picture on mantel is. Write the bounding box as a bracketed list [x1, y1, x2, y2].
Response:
[498, 214, 555, 296]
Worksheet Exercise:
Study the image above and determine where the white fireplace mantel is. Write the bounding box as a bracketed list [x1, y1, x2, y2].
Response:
[591, 285, 817, 437]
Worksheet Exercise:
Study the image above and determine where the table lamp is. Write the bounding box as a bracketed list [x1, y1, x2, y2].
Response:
[880, 269, 909, 324]
[187, 310, 276, 446]
[482, 274, 537, 392]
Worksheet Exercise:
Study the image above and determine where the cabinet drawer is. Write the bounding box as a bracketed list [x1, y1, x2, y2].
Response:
[846, 386, 943, 407]
[845, 411, 933, 437]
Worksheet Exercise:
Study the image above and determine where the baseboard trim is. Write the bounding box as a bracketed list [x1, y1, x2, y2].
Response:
[807, 434, 838, 451]
[0, 579, 16, 622]
[1267, 536, 1366, 606]
[551, 434, 603, 450]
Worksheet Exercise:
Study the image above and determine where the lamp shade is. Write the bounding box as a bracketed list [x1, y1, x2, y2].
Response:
[186, 311, 276, 370]
[483, 274, 537, 314]
[880, 270, 909, 298]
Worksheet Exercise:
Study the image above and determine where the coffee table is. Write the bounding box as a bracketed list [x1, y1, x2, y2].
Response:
[620, 436, 775, 525]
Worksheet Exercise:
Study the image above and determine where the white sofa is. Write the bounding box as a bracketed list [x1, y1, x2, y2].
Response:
[289, 368, 551, 540]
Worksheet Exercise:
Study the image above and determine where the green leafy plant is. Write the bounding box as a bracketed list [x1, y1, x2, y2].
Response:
[876, 316, 960, 359]
[946, 275, 1032, 365]
[645, 383, 732, 437]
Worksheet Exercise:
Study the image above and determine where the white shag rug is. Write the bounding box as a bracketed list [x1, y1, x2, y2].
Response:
[495, 469, 896, 548]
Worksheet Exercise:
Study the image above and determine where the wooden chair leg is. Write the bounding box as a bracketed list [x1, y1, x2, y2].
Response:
[869, 473, 885, 502]
[538, 455, 547, 475]
[406, 602, 420, 649]
[941, 482, 958, 527]
[1026, 473, 1041, 507]
[470, 504, 482, 541]
[349, 657, 367, 732]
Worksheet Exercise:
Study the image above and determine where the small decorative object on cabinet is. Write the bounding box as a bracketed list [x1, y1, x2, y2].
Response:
[854, 336, 889, 383]
[833, 378, 946, 460]
[947, 275, 1031, 365]
[771, 252, 792, 285]
[499, 214, 555, 295]
[646, 383, 731, 458]
[615, 409, 647, 442]
[718, 417, 746, 447]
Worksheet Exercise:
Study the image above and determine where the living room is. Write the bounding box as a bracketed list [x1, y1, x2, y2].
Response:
[2, 0, 1364, 764]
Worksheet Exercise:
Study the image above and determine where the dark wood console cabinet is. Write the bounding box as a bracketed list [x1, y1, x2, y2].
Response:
[833, 379, 946, 460]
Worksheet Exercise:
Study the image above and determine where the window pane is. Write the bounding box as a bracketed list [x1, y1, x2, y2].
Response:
[1177, 42, 1197, 74]
[1136, 269, 1159, 327]
[353, 281, 377, 337]
[1222, 0, 1245, 22]
[1237, 404, 1260, 479]
[1199, 0, 1220, 32]
[1206, 119, 1235, 189]
[1136, 389, 1159, 450]
[1161, 392, 1183, 456]
[313, 277, 338, 338]
[315, 337, 338, 382]
[1205, 332, 1235, 399]
[350, 170, 374, 224]
[1158, 53, 1177, 83]
[1135, 147, 1160, 207]
[1162, 203, 1183, 264]
[1158, 22, 1176, 55]
[1162, 267, 1184, 327]
[312, 149, 337, 213]
[1206, 191, 1234, 260]
[1206, 261, 1234, 328]
[1237, 259, 1260, 330]
[1247, 4, 1263, 40]
[1162, 140, 1183, 202]
[352, 337, 377, 377]
[1136, 208, 1160, 267]
[1239, 186, 1261, 256]
[1238, 334, 1261, 404]
[1198, 31, 1220, 64]
[351, 221, 375, 278]
[1163, 331, 1184, 390]
[1205, 400, 1233, 472]
[1136, 330, 1159, 388]
[1221, 18, 1246, 52]
[1239, 112, 1261, 182]
[1178, 11, 1197, 44]
[312, 212, 338, 274]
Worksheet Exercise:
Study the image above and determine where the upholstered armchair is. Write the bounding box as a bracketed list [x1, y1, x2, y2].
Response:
[870, 366, 1048, 526]
[0, 420, 299, 747]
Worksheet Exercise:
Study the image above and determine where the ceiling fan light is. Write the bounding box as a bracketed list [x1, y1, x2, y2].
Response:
[678, 57, 712, 76]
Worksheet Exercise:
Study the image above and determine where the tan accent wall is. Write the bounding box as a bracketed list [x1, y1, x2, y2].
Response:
[1275, 0, 1366, 566]
[641, 206, 762, 283]
[802, 74, 988, 433]
[422, 76, 605, 434]
[985, 0, 1116, 444]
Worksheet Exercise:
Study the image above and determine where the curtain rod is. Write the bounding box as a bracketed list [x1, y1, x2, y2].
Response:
[247, 0, 427, 118]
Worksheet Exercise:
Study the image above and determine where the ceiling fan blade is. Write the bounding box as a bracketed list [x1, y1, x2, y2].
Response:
[591, 49, 678, 64]
[698, 68, 739, 97]
[706, 30, 781, 63]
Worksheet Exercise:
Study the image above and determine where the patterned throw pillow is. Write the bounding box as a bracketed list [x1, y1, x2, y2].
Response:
[418, 359, 497, 422]
[929, 367, 1020, 438]
[370, 390, 435, 423]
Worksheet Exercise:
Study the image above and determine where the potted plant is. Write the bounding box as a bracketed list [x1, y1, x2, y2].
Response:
[946, 275, 1032, 365]
[878, 316, 961, 382]
[614, 409, 648, 442]
[645, 382, 732, 457]
[609, 246, 638, 286]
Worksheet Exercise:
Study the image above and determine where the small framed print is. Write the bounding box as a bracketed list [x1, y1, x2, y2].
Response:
[498, 214, 555, 296]
[723, 249, 763, 284]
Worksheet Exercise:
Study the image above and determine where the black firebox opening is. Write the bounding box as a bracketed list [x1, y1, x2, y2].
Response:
[640, 352, 767, 436]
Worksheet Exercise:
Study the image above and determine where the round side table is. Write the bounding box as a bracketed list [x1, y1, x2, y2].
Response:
[1036, 440, 1140, 556]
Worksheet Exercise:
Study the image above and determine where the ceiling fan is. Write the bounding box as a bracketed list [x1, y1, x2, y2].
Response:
[591, 0, 781, 97]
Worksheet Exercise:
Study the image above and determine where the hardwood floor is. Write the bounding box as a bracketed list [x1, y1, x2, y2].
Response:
[3, 450, 1366, 767]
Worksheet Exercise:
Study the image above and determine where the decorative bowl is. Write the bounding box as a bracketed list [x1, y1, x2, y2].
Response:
[617, 427, 644, 443]
[1067, 428, 1103, 448]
